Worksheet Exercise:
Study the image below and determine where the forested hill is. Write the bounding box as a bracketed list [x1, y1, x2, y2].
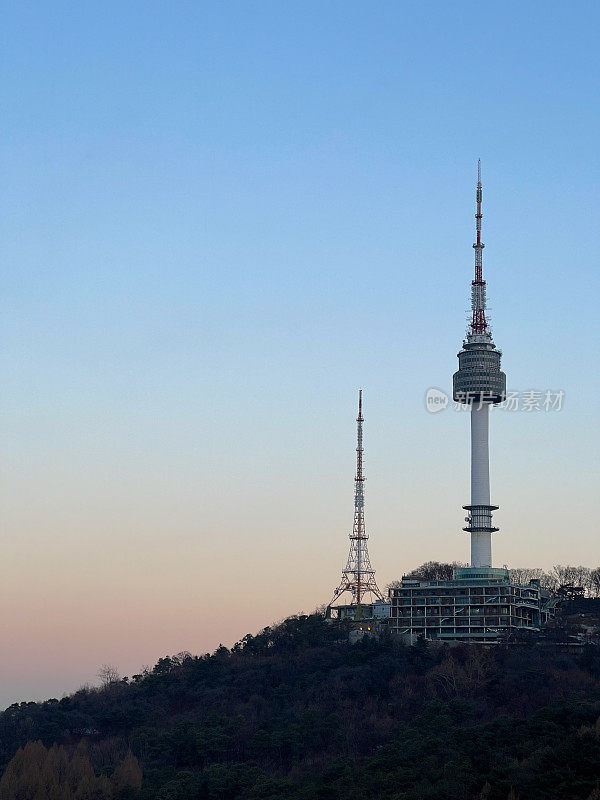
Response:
[3, 615, 600, 800]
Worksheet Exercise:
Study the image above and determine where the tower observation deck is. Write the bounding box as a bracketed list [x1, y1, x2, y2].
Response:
[452, 161, 506, 568]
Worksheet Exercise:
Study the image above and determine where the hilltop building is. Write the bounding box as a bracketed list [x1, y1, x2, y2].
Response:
[389, 568, 543, 643]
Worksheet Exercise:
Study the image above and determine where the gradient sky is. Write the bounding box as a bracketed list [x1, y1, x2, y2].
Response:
[1, 0, 599, 709]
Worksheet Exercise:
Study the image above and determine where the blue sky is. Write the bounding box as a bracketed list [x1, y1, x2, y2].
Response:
[0, 0, 599, 706]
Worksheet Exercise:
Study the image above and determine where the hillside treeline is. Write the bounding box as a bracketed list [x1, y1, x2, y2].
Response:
[3, 613, 600, 798]
[394, 561, 600, 595]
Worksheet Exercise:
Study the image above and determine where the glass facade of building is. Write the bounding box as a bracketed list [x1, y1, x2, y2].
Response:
[389, 568, 540, 643]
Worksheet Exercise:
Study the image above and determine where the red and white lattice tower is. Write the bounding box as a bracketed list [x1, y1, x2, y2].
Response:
[330, 391, 384, 606]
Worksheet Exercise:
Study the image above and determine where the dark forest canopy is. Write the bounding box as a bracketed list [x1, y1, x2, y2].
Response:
[3, 611, 600, 799]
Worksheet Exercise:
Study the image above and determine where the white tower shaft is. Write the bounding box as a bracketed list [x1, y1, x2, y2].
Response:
[470, 403, 492, 567]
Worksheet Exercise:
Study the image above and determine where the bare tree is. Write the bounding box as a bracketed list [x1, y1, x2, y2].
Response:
[552, 565, 594, 595]
[575, 566, 593, 596]
[509, 567, 540, 586]
[538, 570, 560, 594]
[406, 561, 466, 581]
[590, 568, 600, 597]
[553, 564, 578, 586]
[510, 567, 558, 593]
[97, 664, 120, 689]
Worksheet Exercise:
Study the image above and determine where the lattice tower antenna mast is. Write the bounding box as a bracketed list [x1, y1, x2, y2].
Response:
[330, 391, 384, 605]
[472, 158, 487, 335]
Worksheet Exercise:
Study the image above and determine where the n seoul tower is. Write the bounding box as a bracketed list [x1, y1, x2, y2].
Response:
[453, 161, 506, 568]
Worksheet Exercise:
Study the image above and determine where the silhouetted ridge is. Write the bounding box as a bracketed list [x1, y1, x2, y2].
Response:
[2, 613, 600, 799]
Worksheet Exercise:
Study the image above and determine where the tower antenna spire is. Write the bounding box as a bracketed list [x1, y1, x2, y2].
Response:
[471, 158, 487, 336]
[329, 391, 383, 611]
